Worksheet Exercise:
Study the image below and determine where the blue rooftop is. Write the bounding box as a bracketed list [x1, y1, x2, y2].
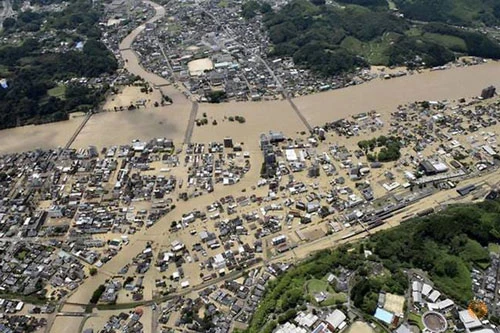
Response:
[374, 307, 394, 324]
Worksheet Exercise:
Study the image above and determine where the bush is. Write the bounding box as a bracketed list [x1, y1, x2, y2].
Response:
[358, 135, 401, 162]
[90, 285, 105, 304]
[206, 91, 226, 103]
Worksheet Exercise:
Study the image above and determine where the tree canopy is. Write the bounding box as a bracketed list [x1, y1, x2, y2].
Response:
[0, 0, 117, 129]
[255, 0, 500, 75]
[246, 199, 500, 332]
[393, 0, 500, 26]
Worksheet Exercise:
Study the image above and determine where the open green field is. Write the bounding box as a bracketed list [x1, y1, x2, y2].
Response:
[306, 279, 330, 293]
[346, 321, 376, 333]
[339, 28, 471, 66]
[408, 312, 424, 331]
[218, 0, 228, 7]
[305, 278, 347, 306]
[489, 243, 500, 255]
[48, 85, 67, 100]
[422, 33, 467, 52]
[340, 33, 398, 66]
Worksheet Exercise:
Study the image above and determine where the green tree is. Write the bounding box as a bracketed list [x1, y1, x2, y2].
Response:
[89, 267, 98, 276]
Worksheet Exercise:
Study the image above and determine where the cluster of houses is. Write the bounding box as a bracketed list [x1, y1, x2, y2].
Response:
[183, 141, 250, 194]
[88, 308, 145, 333]
[0, 299, 25, 314]
[388, 95, 500, 178]
[0, 240, 85, 301]
[156, 263, 291, 331]
[0, 314, 47, 333]
[101, 0, 156, 69]
[408, 274, 497, 333]
[125, 0, 382, 103]
[0, 136, 256, 306]
[158, 259, 353, 332]
[275, 309, 348, 333]
[99, 243, 165, 304]
[472, 252, 500, 317]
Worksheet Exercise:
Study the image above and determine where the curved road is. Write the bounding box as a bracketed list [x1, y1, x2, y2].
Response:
[119, 1, 190, 107]
[65, 1, 263, 310]
[119, 0, 198, 143]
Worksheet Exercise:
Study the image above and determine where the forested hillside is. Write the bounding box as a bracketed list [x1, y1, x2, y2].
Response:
[245, 0, 500, 76]
[245, 199, 500, 333]
[393, 0, 500, 26]
[0, 0, 117, 129]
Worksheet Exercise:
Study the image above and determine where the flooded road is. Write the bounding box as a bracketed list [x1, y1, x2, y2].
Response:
[119, 0, 190, 106]
[296, 61, 500, 126]
[1, 0, 500, 154]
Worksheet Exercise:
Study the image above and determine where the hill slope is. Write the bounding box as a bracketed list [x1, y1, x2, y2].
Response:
[244, 199, 500, 333]
[256, 0, 500, 76]
[393, 0, 500, 26]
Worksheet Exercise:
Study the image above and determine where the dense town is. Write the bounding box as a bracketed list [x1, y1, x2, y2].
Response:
[1, 0, 500, 332]
[107, 0, 487, 103]
[0, 86, 499, 332]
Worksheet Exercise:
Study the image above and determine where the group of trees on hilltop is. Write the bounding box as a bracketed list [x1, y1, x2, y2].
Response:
[3, 0, 101, 37]
[368, 200, 500, 304]
[422, 23, 500, 59]
[393, 0, 500, 26]
[244, 0, 500, 76]
[260, 0, 406, 75]
[245, 198, 500, 332]
[241, 0, 272, 19]
[0, 0, 117, 129]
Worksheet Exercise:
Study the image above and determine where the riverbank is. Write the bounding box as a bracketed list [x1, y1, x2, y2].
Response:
[1, 60, 498, 155]
[0, 0, 499, 156]
[297, 60, 500, 127]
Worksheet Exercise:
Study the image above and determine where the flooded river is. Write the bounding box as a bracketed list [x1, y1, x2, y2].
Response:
[1, 0, 500, 154]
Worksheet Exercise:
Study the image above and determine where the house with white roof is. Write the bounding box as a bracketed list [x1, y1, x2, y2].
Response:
[459, 310, 482, 332]
[325, 309, 347, 331]
[421, 283, 433, 297]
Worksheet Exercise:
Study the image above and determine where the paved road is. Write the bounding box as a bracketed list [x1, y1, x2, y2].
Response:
[65, 112, 92, 149]
[183, 101, 198, 145]
[156, 37, 198, 146]
[201, 9, 313, 132]
[157, 39, 175, 81]
[151, 304, 160, 333]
